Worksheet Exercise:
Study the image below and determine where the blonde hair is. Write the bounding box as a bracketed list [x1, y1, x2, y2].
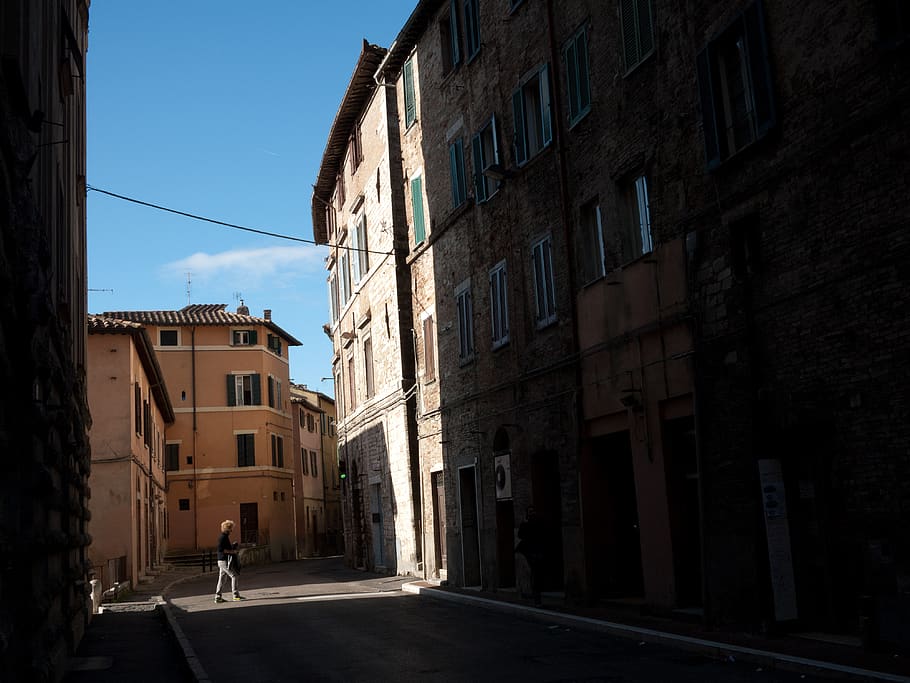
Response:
[221, 520, 235, 532]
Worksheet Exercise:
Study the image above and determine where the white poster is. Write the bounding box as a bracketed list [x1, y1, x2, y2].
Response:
[758, 459, 798, 621]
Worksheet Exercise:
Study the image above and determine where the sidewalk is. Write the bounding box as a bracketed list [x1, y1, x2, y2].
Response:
[67, 561, 910, 683]
[403, 581, 910, 682]
[65, 566, 206, 682]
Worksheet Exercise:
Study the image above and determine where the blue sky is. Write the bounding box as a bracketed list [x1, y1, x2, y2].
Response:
[87, 2, 416, 395]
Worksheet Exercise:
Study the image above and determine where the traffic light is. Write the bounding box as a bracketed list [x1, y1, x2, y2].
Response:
[338, 460, 347, 480]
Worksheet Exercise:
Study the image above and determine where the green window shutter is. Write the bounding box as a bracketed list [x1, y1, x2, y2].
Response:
[268, 376, 274, 407]
[743, 0, 776, 138]
[252, 374, 262, 405]
[540, 63, 552, 147]
[512, 89, 527, 165]
[577, 32, 591, 113]
[696, 47, 721, 169]
[404, 59, 416, 127]
[450, 1, 461, 66]
[249, 330, 258, 345]
[471, 133, 485, 201]
[450, 140, 466, 208]
[412, 176, 426, 244]
[227, 375, 236, 406]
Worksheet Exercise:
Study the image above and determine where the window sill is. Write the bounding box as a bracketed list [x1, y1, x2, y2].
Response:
[567, 107, 591, 131]
[622, 48, 655, 79]
[492, 339, 510, 352]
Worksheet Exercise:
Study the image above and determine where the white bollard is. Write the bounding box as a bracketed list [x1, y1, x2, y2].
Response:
[90, 579, 102, 614]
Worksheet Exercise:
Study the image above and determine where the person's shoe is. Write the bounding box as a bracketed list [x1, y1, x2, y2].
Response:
[232, 594, 245, 601]
[214, 596, 225, 603]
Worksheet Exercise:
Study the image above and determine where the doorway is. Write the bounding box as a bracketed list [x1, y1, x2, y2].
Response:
[663, 415, 702, 607]
[587, 432, 644, 598]
[239, 502, 259, 545]
[531, 450, 564, 591]
[459, 466, 482, 586]
[431, 471, 448, 577]
[370, 483, 384, 568]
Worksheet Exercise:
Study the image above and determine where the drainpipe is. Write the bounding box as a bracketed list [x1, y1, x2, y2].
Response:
[546, 0, 585, 599]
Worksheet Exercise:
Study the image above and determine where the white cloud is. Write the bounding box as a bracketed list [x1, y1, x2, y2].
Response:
[162, 245, 324, 284]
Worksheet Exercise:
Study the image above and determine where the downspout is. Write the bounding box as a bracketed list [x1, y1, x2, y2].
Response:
[546, 0, 585, 598]
[192, 326, 198, 550]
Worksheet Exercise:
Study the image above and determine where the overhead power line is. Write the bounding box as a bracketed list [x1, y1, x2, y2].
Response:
[87, 185, 394, 256]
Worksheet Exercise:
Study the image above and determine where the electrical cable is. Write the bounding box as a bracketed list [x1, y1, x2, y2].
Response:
[87, 185, 394, 256]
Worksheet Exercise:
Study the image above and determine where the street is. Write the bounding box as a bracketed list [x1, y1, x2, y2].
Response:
[166, 558, 832, 683]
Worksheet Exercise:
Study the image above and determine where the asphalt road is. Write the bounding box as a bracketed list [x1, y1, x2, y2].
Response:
[167, 558, 832, 683]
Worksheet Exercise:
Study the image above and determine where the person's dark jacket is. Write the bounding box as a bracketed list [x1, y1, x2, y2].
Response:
[216, 532, 232, 561]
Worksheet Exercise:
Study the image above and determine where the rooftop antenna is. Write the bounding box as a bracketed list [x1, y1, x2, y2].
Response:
[186, 272, 192, 305]
[88, 288, 114, 293]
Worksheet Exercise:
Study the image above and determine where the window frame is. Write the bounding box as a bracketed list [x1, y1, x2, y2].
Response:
[271, 434, 284, 468]
[471, 116, 501, 203]
[455, 278, 474, 364]
[158, 329, 179, 346]
[165, 443, 180, 472]
[578, 199, 606, 284]
[530, 234, 558, 329]
[237, 433, 256, 467]
[564, 25, 592, 126]
[449, 138, 467, 209]
[512, 63, 552, 166]
[411, 173, 427, 245]
[403, 57, 417, 129]
[489, 260, 510, 349]
[363, 335, 375, 398]
[232, 329, 257, 346]
[422, 313, 437, 383]
[463, 0, 481, 61]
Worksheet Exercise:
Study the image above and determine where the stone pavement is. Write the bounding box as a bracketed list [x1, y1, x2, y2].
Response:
[66, 560, 910, 683]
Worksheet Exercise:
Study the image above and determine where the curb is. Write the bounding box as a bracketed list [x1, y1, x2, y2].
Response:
[402, 582, 910, 683]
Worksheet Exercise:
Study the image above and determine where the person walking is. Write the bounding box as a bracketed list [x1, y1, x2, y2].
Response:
[214, 519, 244, 603]
[516, 506, 545, 606]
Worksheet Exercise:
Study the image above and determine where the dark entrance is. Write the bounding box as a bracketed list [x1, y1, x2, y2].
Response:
[586, 431, 644, 598]
[459, 466, 482, 586]
[239, 502, 258, 545]
[663, 415, 702, 607]
[431, 471, 448, 576]
[530, 450, 564, 591]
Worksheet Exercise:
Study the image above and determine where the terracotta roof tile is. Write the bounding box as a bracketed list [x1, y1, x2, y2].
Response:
[102, 304, 302, 345]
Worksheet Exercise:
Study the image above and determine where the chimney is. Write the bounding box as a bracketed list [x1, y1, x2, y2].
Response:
[263, 309, 272, 321]
[237, 299, 250, 316]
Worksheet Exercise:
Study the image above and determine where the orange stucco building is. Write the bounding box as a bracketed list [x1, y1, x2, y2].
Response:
[106, 304, 302, 560]
[87, 316, 175, 590]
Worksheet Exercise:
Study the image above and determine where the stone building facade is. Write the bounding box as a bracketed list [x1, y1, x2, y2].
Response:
[314, 0, 910, 644]
[0, 1, 92, 679]
[312, 43, 423, 576]
[290, 384, 327, 556]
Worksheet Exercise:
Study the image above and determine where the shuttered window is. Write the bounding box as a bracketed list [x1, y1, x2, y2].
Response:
[449, 139, 467, 208]
[620, 0, 654, 73]
[237, 434, 255, 467]
[228, 374, 261, 406]
[564, 27, 591, 124]
[403, 58, 417, 128]
[411, 175, 426, 245]
[512, 64, 552, 166]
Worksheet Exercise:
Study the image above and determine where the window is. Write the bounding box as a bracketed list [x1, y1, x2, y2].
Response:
[143, 400, 150, 448]
[471, 116, 501, 203]
[159, 329, 178, 346]
[228, 373, 261, 406]
[178, 499, 190, 511]
[349, 124, 363, 172]
[464, 0, 481, 61]
[232, 329, 257, 346]
[876, 0, 910, 45]
[531, 235, 557, 328]
[326, 203, 337, 241]
[620, 175, 653, 260]
[334, 368, 343, 418]
[489, 260, 510, 349]
[346, 354, 357, 411]
[578, 199, 606, 284]
[328, 273, 339, 323]
[311, 450, 319, 478]
[423, 315, 436, 382]
[455, 279, 474, 363]
[564, 26, 591, 125]
[696, 0, 775, 169]
[267, 334, 282, 356]
[403, 57, 417, 128]
[268, 376, 282, 410]
[340, 250, 352, 305]
[350, 214, 369, 283]
[512, 64, 552, 165]
[301, 447, 309, 475]
[411, 175, 427, 245]
[271, 434, 284, 468]
[449, 139, 467, 209]
[440, 2, 462, 74]
[307, 412, 315, 432]
[620, 0, 655, 72]
[134, 383, 142, 436]
[237, 433, 255, 467]
[165, 444, 179, 472]
[363, 336, 375, 398]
